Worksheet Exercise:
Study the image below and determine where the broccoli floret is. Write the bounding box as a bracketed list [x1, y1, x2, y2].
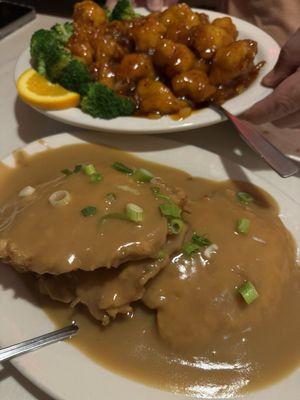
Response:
[81, 82, 135, 119]
[56, 59, 93, 95]
[110, 0, 139, 21]
[30, 28, 71, 80]
[51, 22, 74, 45]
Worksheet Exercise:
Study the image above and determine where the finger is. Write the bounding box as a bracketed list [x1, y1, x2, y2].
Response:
[242, 70, 300, 125]
[273, 109, 300, 129]
[263, 28, 300, 87]
[146, 0, 164, 11]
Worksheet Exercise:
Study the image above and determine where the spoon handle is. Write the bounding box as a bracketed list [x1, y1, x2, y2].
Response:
[0, 322, 78, 362]
[210, 103, 298, 178]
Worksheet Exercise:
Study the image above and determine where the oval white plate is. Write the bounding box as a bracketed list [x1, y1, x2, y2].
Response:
[0, 132, 299, 400]
[14, 8, 280, 134]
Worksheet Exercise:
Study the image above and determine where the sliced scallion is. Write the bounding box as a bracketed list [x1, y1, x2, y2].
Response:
[90, 172, 102, 183]
[192, 234, 211, 247]
[73, 164, 82, 173]
[168, 218, 184, 235]
[82, 164, 97, 176]
[132, 168, 154, 182]
[112, 162, 133, 174]
[159, 201, 181, 219]
[61, 168, 73, 176]
[236, 191, 254, 205]
[49, 190, 71, 207]
[19, 185, 35, 197]
[238, 281, 259, 304]
[106, 192, 117, 203]
[126, 203, 144, 223]
[81, 205, 97, 217]
[100, 212, 132, 222]
[151, 187, 171, 201]
[236, 218, 250, 235]
[117, 185, 139, 195]
[182, 242, 200, 257]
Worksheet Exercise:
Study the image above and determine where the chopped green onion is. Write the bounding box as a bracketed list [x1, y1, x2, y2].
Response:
[90, 172, 102, 183]
[155, 250, 166, 260]
[126, 203, 144, 223]
[238, 281, 259, 304]
[82, 164, 97, 176]
[168, 218, 184, 235]
[151, 187, 171, 201]
[192, 234, 212, 247]
[132, 168, 154, 182]
[106, 192, 117, 203]
[61, 168, 73, 176]
[236, 191, 254, 205]
[182, 242, 200, 257]
[81, 205, 97, 217]
[112, 162, 133, 174]
[100, 212, 132, 222]
[73, 164, 82, 173]
[19, 186, 35, 197]
[117, 185, 140, 195]
[159, 201, 181, 219]
[236, 218, 250, 235]
[49, 190, 71, 207]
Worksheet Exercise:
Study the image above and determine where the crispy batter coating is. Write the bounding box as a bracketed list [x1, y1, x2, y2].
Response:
[136, 79, 187, 115]
[130, 14, 166, 52]
[172, 69, 216, 103]
[212, 17, 238, 40]
[73, 0, 106, 30]
[210, 40, 258, 85]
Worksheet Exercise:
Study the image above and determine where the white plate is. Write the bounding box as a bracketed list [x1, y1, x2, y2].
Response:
[14, 8, 280, 134]
[0, 132, 299, 400]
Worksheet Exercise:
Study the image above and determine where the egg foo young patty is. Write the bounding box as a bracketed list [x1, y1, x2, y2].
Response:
[0, 141, 299, 396]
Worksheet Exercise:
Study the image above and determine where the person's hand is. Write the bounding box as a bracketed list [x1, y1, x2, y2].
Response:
[242, 28, 300, 129]
[134, 0, 177, 11]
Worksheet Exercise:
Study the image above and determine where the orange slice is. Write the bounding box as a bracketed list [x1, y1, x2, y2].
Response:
[16, 68, 80, 110]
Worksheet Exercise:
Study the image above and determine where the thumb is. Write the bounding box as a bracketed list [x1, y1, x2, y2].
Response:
[262, 28, 300, 88]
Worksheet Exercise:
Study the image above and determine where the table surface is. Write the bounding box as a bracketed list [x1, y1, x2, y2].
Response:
[1, 13, 300, 400]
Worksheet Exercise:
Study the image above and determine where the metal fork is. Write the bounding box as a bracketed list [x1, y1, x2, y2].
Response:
[210, 103, 299, 178]
[0, 322, 79, 362]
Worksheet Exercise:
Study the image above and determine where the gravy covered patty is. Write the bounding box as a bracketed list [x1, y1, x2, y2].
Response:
[0, 141, 299, 397]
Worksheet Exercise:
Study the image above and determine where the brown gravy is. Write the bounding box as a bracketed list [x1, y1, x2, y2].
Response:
[0, 142, 299, 397]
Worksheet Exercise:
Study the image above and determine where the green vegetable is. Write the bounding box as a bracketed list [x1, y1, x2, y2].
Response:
[182, 242, 200, 257]
[73, 165, 82, 173]
[82, 164, 97, 176]
[81, 82, 135, 119]
[51, 22, 73, 45]
[30, 29, 70, 79]
[81, 206, 98, 217]
[168, 218, 184, 235]
[100, 212, 132, 222]
[112, 162, 133, 174]
[151, 187, 171, 201]
[159, 201, 182, 219]
[238, 281, 259, 304]
[132, 168, 154, 182]
[236, 191, 254, 205]
[61, 168, 73, 176]
[106, 192, 117, 203]
[56, 59, 93, 96]
[192, 234, 211, 247]
[236, 218, 250, 235]
[90, 172, 102, 183]
[110, 0, 139, 21]
[126, 203, 144, 223]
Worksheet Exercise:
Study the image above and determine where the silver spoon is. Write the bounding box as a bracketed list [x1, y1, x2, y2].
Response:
[210, 103, 299, 178]
[0, 322, 79, 362]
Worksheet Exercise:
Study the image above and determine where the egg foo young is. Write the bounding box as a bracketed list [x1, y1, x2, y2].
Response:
[0, 142, 299, 396]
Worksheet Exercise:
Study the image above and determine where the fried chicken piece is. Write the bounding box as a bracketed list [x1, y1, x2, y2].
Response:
[172, 70, 216, 104]
[68, 31, 94, 64]
[212, 17, 238, 40]
[136, 79, 187, 116]
[130, 14, 166, 52]
[153, 39, 196, 78]
[89, 62, 116, 88]
[73, 0, 106, 30]
[160, 3, 203, 45]
[193, 23, 235, 60]
[210, 40, 258, 85]
[95, 34, 126, 63]
[117, 54, 155, 83]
